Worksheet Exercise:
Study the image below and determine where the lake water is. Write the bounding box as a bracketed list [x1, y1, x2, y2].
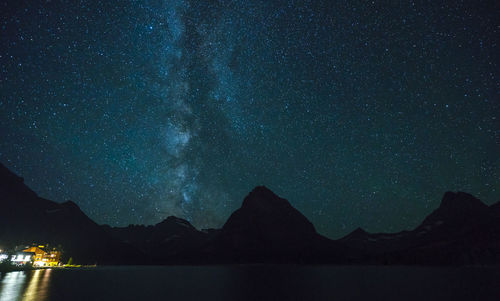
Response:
[0, 265, 499, 301]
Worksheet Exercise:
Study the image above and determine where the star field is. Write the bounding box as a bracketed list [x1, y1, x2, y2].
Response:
[0, 0, 498, 238]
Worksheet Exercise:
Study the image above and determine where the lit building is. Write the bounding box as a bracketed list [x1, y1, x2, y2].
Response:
[11, 252, 34, 265]
[23, 246, 46, 262]
[23, 246, 61, 267]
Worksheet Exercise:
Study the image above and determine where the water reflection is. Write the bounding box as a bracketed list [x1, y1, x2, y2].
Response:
[0, 269, 51, 301]
[0, 272, 26, 301]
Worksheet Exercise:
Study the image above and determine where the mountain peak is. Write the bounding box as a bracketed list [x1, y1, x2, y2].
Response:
[241, 186, 291, 211]
[439, 191, 488, 212]
[422, 191, 489, 225]
[339, 227, 369, 241]
[157, 216, 196, 230]
[222, 186, 317, 238]
[352, 227, 368, 235]
[250, 185, 274, 194]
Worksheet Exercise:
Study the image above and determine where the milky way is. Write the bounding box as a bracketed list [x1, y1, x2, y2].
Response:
[0, 0, 498, 238]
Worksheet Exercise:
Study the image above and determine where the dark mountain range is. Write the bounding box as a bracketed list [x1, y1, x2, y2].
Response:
[1, 162, 499, 265]
[340, 191, 500, 265]
[100, 186, 354, 264]
[0, 163, 145, 264]
[101, 216, 209, 263]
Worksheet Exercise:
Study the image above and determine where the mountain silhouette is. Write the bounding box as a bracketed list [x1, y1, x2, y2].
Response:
[340, 191, 500, 265]
[221, 186, 317, 247]
[0, 163, 144, 264]
[421, 191, 491, 226]
[1, 162, 499, 265]
[199, 186, 355, 263]
[102, 216, 208, 263]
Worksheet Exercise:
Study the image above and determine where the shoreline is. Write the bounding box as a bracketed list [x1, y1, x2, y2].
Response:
[0, 264, 96, 274]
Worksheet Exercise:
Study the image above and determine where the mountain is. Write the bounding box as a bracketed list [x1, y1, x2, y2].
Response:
[0, 163, 144, 264]
[2, 161, 499, 265]
[102, 216, 209, 263]
[340, 191, 500, 265]
[104, 186, 356, 264]
[200, 186, 354, 263]
[420, 191, 491, 227]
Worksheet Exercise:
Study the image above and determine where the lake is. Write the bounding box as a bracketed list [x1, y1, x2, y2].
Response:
[1, 265, 499, 301]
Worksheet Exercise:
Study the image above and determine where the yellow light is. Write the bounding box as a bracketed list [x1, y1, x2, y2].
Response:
[33, 261, 46, 267]
[24, 269, 51, 301]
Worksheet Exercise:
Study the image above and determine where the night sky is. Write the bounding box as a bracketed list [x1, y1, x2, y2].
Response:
[0, 0, 498, 238]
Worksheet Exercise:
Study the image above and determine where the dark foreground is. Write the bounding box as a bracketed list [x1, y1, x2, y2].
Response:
[1, 265, 499, 301]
